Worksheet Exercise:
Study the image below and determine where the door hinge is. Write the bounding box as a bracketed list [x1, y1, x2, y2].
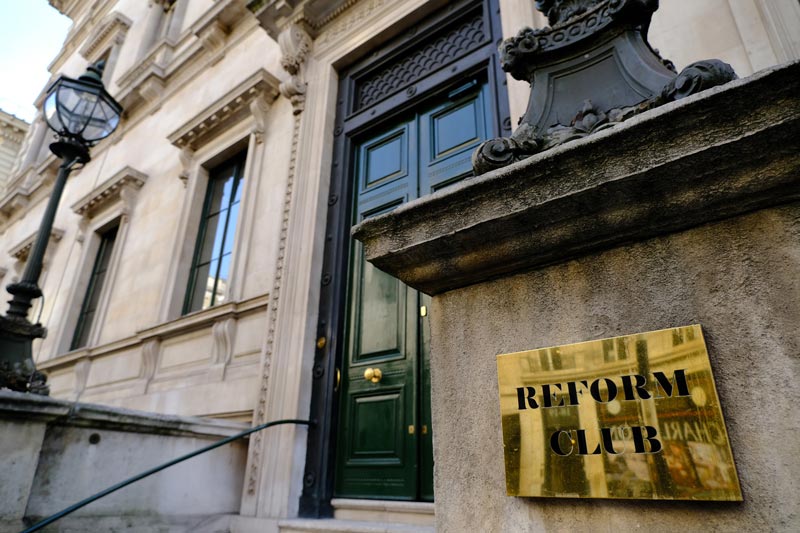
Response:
[408, 425, 415, 435]
[420, 305, 427, 317]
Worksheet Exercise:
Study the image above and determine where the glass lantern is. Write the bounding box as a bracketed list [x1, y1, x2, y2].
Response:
[43, 61, 122, 144]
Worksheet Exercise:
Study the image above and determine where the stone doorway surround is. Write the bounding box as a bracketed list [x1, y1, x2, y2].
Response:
[235, 0, 530, 529]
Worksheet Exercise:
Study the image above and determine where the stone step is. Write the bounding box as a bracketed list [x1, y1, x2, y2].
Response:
[278, 518, 434, 533]
[332, 499, 434, 527]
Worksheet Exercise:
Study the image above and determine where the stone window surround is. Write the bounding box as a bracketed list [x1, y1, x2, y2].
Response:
[159, 67, 280, 323]
[78, 10, 133, 86]
[49, 165, 147, 357]
[114, 0, 253, 117]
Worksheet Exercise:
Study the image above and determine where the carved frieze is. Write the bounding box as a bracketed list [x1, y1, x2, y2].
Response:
[354, 12, 487, 111]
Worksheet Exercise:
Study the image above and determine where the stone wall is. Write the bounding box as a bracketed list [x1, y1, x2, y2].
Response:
[0, 390, 248, 533]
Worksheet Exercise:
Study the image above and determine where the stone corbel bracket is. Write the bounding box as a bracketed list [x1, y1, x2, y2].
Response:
[167, 68, 280, 171]
[248, 0, 356, 39]
[193, 0, 251, 62]
[71, 166, 148, 222]
[79, 11, 132, 61]
[278, 23, 312, 114]
[115, 48, 168, 117]
[472, 0, 738, 174]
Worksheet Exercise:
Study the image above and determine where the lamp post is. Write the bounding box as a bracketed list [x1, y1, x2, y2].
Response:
[0, 61, 122, 395]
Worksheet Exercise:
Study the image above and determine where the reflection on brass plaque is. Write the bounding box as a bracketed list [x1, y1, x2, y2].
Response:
[497, 325, 742, 500]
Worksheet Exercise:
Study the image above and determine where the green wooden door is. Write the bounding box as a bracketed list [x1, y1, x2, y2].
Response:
[335, 80, 493, 500]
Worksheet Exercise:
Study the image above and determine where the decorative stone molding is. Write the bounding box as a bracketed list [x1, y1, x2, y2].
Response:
[211, 318, 236, 366]
[116, 44, 168, 113]
[209, 317, 237, 381]
[117, 0, 253, 117]
[79, 11, 132, 61]
[167, 69, 280, 152]
[248, 0, 357, 39]
[278, 23, 312, 114]
[177, 146, 194, 186]
[137, 339, 161, 394]
[314, 0, 390, 47]
[249, 97, 271, 143]
[193, 0, 251, 62]
[73, 358, 91, 400]
[71, 166, 148, 220]
[9, 228, 65, 264]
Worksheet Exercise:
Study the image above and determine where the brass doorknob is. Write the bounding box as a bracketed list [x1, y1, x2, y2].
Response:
[364, 367, 382, 383]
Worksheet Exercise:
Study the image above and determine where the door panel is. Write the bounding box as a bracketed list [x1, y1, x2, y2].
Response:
[336, 79, 492, 501]
[420, 79, 492, 193]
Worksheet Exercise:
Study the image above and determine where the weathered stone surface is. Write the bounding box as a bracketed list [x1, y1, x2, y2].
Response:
[353, 60, 800, 296]
[430, 204, 799, 532]
[0, 391, 248, 532]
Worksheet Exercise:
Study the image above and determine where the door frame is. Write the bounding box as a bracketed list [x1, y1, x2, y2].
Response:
[299, 0, 510, 517]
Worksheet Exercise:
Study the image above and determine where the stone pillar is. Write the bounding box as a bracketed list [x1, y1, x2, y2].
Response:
[354, 61, 800, 532]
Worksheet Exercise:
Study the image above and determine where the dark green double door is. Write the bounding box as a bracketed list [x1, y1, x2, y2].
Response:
[335, 80, 493, 500]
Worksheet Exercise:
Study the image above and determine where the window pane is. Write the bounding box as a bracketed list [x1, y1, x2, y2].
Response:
[216, 254, 232, 306]
[183, 151, 246, 315]
[223, 202, 239, 254]
[205, 258, 220, 308]
[71, 226, 118, 350]
[207, 176, 228, 216]
[187, 261, 211, 312]
[197, 212, 222, 263]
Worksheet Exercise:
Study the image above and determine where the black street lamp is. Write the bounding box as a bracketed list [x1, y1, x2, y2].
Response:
[0, 61, 122, 395]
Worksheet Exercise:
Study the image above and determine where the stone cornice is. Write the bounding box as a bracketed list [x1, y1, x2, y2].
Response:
[0, 112, 29, 134]
[79, 11, 132, 61]
[71, 165, 147, 219]
[48, 0, 115, 74]
[353, 61, 800, 295]
[167, 69, 280, 151]
[9, 228, 65, 263]
[248, 0, 357, 39]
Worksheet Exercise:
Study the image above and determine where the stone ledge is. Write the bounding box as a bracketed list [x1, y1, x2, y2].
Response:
[352, 60, 800, 295]
[0, 390, 247, 437]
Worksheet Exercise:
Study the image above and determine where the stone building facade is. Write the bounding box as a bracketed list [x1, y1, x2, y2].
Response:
[1, 0, 799, 530]
[0, 111, 28, 196]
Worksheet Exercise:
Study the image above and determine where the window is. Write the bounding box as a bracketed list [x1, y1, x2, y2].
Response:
[183, 151, 246, 314]
[71, 225, 119, 350]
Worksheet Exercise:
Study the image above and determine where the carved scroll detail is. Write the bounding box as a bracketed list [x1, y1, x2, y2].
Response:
[278, 23, 312, 115]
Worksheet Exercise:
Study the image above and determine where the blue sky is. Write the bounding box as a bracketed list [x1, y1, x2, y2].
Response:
[0, 1, 72, 122]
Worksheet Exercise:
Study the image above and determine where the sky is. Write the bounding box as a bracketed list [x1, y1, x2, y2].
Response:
[0, 0, 72, 122]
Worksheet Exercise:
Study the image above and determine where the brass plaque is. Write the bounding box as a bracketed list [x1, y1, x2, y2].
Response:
[497, 325, 742, 500]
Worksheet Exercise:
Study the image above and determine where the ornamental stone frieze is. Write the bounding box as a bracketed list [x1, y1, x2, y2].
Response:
[472, 0, 738, 174]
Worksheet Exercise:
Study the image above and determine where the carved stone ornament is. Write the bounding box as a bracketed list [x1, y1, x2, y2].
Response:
[473, 0, 738, 174]
[278, 23, 312, 114]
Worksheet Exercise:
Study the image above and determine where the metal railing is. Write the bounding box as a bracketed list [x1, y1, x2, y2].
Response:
[21, 418, 313, 533]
